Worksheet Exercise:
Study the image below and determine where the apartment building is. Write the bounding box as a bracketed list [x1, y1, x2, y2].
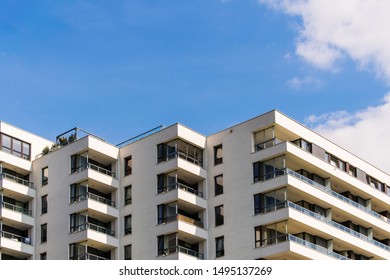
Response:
[1, 110, 390, 260]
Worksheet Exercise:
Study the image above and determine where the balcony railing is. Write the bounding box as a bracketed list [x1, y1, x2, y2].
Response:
[74, 163, 116, 179]
[71, 223, 115, 237]
[1, 230, 32, 245]
[254, 138, 282, 152]
[287, 201, 390, 252]
[0, 173, 34, 188]
[162, 151, 203, 167]
[70, 192, 116, 208]
[285, 168, 390, 226]
[159, 182, 204, 198]
[257, 234, 349, 260]
[160, 214, 204, 228]
[161, 246, 204, 259]
[1, 201, 32, 216]
[75, 253, 108, 260]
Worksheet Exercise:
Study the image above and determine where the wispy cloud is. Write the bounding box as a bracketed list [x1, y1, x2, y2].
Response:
[287, 76, 323, 90]
[260, 0, 390, 83]
[305, 93, 390, 171]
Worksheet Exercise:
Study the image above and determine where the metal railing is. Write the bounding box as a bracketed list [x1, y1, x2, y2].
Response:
[161, 246, 204, 259]
[73, 163, 116, 179]
[161, 151, 203, 167]
[76, 253, 108, 260]
[285, 168, 390, 225]
[159, 182, 204, 198]
[159, 214, 204, 228]
[116, 125, 164, 148]
[287, 201, 390, 252]
[258, 234, 348, 260]
[1, 230, 32, 245]
[0, 173, 34, 188]
[1, 201, 32, 216]
[71, 223, 115, 237]
[254, 138, 282, 152]
[70, 192, 116, 208]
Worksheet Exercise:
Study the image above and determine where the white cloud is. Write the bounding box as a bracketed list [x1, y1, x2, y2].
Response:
[259, 0, 390, 82]
[287, 76, 323, 90]
[305, 93, 390, 172]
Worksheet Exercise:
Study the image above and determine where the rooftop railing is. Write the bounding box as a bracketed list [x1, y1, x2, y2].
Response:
[116, 125, 164, 148]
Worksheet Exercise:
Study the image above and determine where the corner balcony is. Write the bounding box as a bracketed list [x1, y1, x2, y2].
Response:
[159, 245, 205, 260]
[157, 214, 207, 240]
[157, 182, 207, 210]
[70, 192, 118, 219]
[0, 202, 34, 227]
[0, 229, 33, 256]
[70, 163, 119, 189]
[69, 223, 119, 249]
[0, 173, 35, 198]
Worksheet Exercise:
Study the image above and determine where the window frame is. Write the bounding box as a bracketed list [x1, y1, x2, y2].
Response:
[124, 215, 132, 235]
[214, 144, 223, 165]
[215, 205, 224, 226]
[124, 155, 132, 176]
[41, 195, 48, 214]
[42, 167, 48, 186]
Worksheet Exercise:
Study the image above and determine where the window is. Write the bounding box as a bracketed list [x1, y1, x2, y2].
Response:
[214, 174, 223, 196]
[41, 195, 48, 214]
[124, 156, 132, 176]
[124, 185, 132, 205]
[348, 165, 357, 177]
[41, 224, 47, 243]
[124, 215, 132, 235]
[253, 156, 285, 183]
[40, 252, 47, 260]
[215, 205, 224, 226]
[42, 167, 48, 186]
[254, 127, 276, 151]
[124, 244, 132, 260]
[214, 144, 223, 165]
[215, 236, 224, 258]
[0, 133, 31, 160]
[254, 188, 287, 214]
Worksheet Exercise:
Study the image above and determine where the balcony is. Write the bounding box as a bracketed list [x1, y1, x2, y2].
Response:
[258, 167, 390, 227]
[71, 223, 115, 237]
[0, 173, 34, 189]
[76, 253, 109, 260]
[71, 192, 116, 208]
[73, 163, 116, 179]
[278, 201, 390, 254]
[1, 230, 31, 245]
[0, 225, 33, 256]
[161, 214, 204, 228]
[257, 233, 349, 260]
[1, 201, 32, 216]
[159, 182, 204, 198]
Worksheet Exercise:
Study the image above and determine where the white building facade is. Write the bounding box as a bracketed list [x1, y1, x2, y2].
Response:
[1, 110, 390, 260]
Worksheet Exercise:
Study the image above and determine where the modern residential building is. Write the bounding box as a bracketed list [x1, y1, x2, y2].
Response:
[1, 110, 390, 260]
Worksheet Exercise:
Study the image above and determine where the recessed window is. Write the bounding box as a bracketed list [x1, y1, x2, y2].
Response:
[42, 167, 48, 186]
[41, 195, 48, 214]
[214, 174, 223, 196]
[349, 165, 357, 177]
[41, 223, 47, 243]
[124, 244, 132, 260]
[124, 185, 132, 205]
[215, 236, 224, 258]
[124, 156, 132, 176]
[124, 215, 132, 235]
[40, 252, 47, 260]
[214, 144, 223, 165]
[215, 205, 224, 226]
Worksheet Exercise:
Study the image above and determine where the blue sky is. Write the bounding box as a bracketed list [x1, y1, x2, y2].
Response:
[1, 0, 390, 169]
